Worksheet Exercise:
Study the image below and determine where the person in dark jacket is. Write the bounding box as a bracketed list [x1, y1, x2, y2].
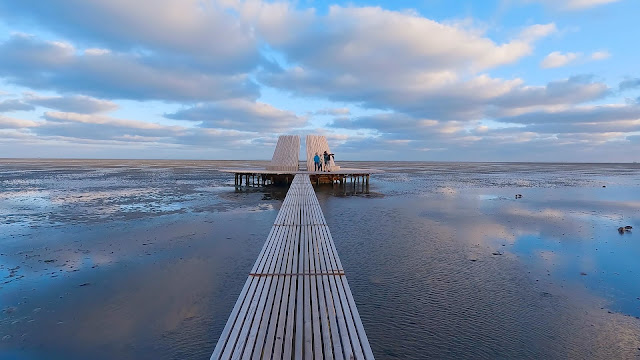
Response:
[323, 151, 331, 172]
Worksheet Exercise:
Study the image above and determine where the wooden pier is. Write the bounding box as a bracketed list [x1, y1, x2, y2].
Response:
[211, 174, 374, 359]
[225, 169, 377, 194]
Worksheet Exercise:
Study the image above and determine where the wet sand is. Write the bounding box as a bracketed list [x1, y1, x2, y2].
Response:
[1, 160, 639, 359]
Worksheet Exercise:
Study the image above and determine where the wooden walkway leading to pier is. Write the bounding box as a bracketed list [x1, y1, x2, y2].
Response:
[211, 174, 374, 360]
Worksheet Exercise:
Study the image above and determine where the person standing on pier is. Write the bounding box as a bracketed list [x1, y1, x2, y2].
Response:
[323, 151, 331, 172]
[314, 152, 322, 171]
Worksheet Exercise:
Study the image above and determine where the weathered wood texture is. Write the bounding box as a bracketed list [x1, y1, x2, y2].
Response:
[267, 135, 300, 172]
[211, 174, 374, 360]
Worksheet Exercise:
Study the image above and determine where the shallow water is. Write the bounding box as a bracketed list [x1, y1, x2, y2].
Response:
[1, 160, 639, 359]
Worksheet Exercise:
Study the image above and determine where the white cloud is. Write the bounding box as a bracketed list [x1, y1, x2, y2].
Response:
[0, 34, 259, 102]
[619, 78, 640, 91]
[0, 0, 260, 71]
[518, 23, 558, 42]
[264, 69, 608, 122]
[220, 0, 315, 46]
[43, 111, 172, 130]
[24, 93, 118, 113]
[540, 50, 609, 69]
[0, 99, 34, 112]
[590, 51, 611, 60]
[276, 6, 555, 75]
[541, 51, 581, 68]
[33, 111, 258, 148]
[496, 104, 640, 125]
[0, 115, 39, 128]
[165, 99, 307, 132]
[84, 48, 111, 56]
[491, 75, 609, 110]
[565, 0, 620, 10]
[525, 0, 621, 10]
[313, 108, 351, 116]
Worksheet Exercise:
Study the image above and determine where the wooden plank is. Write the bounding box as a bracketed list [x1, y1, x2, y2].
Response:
[252, 224, 284, 275]
[326, 274, 352, 360]
[319, 220, 366, 359]
[270, 224, 298, 359]
[240, 276, 273, 359]
[253, 225, 284, 275]
[251, 224, 293, 358]
[303, 225, 313, 360]
[313, 225, 342, 360]
[317, 225, 342, 273]
[321, 225, 344, 272]
[262, 224, 297, 358]
[211, 276, 255, 359]
[229, 276, 269, 358]
[250, 225, 278, 273]
[313, 231, 334, 359]
[294, 225, 305, 359]
[282, 223, 300, 359]
[241, 227, 290, 358]
[316, 225, 351, 359]
[232, 224, 291, 358]
[302, 195, 312, 226]
[307, 225, 324, 359]
[217, 276, 261, 359]
[332, 274, 364, 359]
[341, 277, 375, 360]
[214, 219, 286, 358]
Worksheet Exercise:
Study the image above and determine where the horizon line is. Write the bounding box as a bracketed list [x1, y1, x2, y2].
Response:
[0, 157, 637, 165]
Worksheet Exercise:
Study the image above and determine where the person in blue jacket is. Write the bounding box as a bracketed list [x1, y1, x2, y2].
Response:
[313, 152, 321, 171]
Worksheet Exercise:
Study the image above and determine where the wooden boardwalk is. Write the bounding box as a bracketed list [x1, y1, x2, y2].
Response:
[211, 174, 374, 359]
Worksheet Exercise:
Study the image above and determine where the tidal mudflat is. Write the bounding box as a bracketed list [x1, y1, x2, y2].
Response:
[1, 160, 639, 359]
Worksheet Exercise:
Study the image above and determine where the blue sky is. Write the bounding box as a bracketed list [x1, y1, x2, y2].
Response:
[0, 0, 638, 161]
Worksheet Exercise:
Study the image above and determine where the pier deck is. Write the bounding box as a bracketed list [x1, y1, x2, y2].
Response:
[211, 174, 374, 359]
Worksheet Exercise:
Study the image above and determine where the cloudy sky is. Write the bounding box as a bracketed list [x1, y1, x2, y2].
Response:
[0, 0, 638, 161]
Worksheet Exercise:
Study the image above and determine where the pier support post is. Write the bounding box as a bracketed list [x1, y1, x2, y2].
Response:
[351, 175, 355, 194]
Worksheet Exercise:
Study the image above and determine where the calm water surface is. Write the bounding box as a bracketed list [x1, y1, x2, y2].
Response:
[1, 160, 639, 359]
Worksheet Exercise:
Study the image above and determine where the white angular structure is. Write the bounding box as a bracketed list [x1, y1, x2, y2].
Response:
[306, 135, 340, 172]
[266, 135, 300, 172]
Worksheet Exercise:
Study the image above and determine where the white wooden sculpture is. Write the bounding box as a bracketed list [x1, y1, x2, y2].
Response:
[266, 135, 300, 171]
[306, 135, 340, 172]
